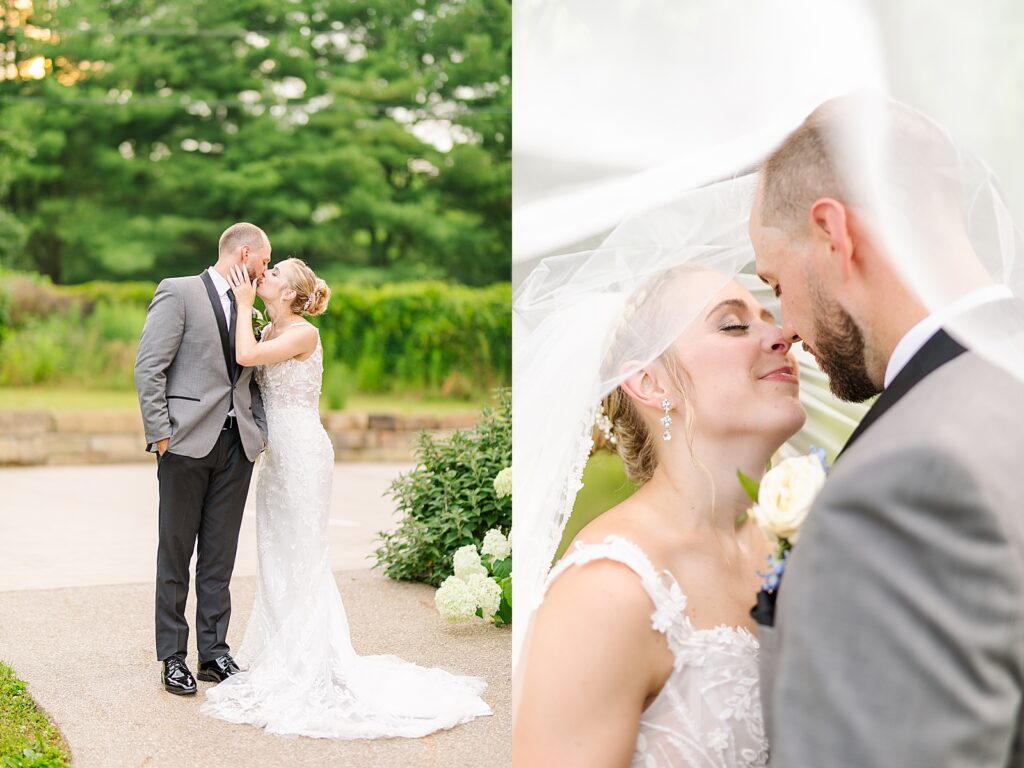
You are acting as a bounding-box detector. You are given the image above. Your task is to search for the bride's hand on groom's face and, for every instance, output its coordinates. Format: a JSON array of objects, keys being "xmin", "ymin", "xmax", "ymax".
[{"xmin": 229, "ymin": 264, "xmax": 257, "ymax": 306}]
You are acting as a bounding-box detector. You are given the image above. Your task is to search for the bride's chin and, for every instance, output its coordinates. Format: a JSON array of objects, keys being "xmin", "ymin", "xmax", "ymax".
[
  {"xmin": 763, "ymin": 403, "xmax": 807, "ymax": 444},
  {"xmin": 785, "ymin": 405, "xmax": 808, "ymax": 437}
]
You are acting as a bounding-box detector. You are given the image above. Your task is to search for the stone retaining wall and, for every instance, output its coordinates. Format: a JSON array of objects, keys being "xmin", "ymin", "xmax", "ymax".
[{"xmin": 0, "ymin": 410, "xmax": 478, "ymax": 466}]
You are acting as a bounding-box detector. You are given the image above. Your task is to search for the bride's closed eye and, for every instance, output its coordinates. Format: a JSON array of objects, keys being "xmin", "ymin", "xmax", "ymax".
[{"xmin": 719, "ymin": 321, "xmax": 750, "ymax": 333}]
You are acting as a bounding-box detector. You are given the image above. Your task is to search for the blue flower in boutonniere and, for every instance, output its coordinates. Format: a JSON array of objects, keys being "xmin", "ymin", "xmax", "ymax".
[
  {"xmin": 252, "ymin": 306, "xmax": 269, "ymax": 340},
  {"xmin": 740, "ymin": 448, "xmax": 829, "ymax": 626}
]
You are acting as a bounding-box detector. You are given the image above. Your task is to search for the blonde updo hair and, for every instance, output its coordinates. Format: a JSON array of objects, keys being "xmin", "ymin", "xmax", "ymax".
[
  {"xmin": 281, "ymin": 257, "xmax": 330, "ymax": 317},
  {"xmin": 596, "ymin": 264, "xmax": 706, "ymax": 484}
]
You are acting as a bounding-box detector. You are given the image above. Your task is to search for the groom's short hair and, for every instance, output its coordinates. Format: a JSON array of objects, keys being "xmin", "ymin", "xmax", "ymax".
[
  {"xmin": 218, "ymin": 222, "xmax": 269, "ymax": 257},
  {"xmin": 759, "ymin": 96, "xmax": 962, "ymax": 235}
]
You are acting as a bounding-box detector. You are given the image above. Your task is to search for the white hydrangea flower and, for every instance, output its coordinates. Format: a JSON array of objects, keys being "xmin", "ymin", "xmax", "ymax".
[
  {"xmin": 452, "ymin": 544, "xmax": 487, "ymax": 580},
  {"xmin": 481, "ymin": 528, "xmax": 511, "ymax": 560},
  {"xmin": 493, "ymin": 466, "xmax": 512, "ymax": 499},
  {"xmin": 434, "ymin": 576, "xmax": 478, "ymax": 622},
  {"xmin": 465, "ymin": 573, "xmax": 502, "ymax": 621}
]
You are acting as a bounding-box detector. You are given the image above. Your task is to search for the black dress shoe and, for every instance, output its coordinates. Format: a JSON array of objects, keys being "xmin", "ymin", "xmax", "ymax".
[
  {"xmin": 162, "ymin": 656, "xmax": 197, "ymax": 695},
  {"xmin": 197, "ymin": 653, "xmax": 241, "ymax": 683}
]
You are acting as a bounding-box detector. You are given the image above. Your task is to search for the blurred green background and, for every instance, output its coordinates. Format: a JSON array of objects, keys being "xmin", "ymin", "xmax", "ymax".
[{"xmin": 0, "ymin": 0, "xmax": 510, "ymax": 408}]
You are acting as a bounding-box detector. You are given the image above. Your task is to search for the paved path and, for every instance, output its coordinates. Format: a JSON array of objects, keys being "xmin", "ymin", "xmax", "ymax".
[
  {"xmin": 0, "ymin": 463, "xmax": 511, "ymax": 768},
  {"xmin": 0, "ymin": 462, "xmax": 410, "ymax": 591}
]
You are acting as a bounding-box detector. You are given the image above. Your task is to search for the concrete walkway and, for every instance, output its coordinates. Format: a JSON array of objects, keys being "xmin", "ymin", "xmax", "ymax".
[{"xmin": 0, "ymin": 463, "xmax": 511, "ymax": 768}]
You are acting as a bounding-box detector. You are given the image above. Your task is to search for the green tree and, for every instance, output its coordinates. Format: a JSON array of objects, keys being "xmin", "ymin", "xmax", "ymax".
[{"xmin": 0, "ymin": 0, "xmax": 510, "ymax": 285}]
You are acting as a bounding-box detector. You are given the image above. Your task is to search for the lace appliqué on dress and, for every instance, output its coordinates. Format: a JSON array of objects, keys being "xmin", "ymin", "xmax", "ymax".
[{"xmin": 545, "ymin": 535, "xmax": 768, "ymax": 768}]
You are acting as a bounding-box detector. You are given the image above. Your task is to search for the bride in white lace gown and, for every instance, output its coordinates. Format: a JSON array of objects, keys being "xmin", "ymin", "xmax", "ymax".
[
  {"xmin": 201, "ymin": 258, "xmax": 491, "ymax": 738},
  {"xmin": 514, "ymin": 274, "xmax": 807, "ymax": 767}
]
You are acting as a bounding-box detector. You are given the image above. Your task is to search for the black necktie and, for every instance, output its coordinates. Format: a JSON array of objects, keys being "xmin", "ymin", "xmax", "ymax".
[{"xmin": 226, "ymin": 289, "xmax": 238, "ymax": 381}]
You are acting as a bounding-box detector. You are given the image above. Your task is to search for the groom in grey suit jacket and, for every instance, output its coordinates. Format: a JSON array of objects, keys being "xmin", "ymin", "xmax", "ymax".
[
  {"xmin": 750, "ymin": 98, "xmax": 1024, "ymax": 766},
  {"xmin": 135, "ymin": 222, "xmax": 270, "ymax": 695}
]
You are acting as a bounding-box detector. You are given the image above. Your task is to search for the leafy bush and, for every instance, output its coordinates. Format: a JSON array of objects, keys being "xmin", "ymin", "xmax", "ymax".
[
  {"xmin": 375, "ymin": 388, "xmax": 511, "ymax": 586},
  {"xmin": 318, "ymin": 281, "xmax": 512, "ymax": 397},
  {"xmin": 62, "ymin": 280, "xmax": 159, "ymax": 307},
  {"xmin": 0, "ymin": 272, "xmax": 81, "ymax": 327},
  {"xmin": 0, "ymin": 306, "xmax": 137, "ymax": 388}
]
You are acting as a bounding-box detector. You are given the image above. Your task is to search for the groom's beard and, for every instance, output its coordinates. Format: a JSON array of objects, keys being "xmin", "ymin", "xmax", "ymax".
[{"xmin": 808, "ymin": 285, "xmax": 880, "ymax": 403}]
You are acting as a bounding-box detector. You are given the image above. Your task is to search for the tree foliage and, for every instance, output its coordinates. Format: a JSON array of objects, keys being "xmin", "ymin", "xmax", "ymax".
[{"xmin": 0, "ymin": 0, "xmax": 510, "ymax": 286}]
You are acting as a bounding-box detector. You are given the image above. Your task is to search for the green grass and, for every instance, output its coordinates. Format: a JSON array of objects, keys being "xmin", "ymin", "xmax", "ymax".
[
  {"xmin": 342, "ymin": 394, "xmax": 486, "ymax": 416},
  {"xmin": 0, "ymin": 388, "xmax": 141, "ymax": 412},
  {"xmin": 0, "ymin": 661, "xmax": 71, "ymax": 767},
  {"xmin": 0, "ymin": 387, "xmax": 484, "ymax": 416}
]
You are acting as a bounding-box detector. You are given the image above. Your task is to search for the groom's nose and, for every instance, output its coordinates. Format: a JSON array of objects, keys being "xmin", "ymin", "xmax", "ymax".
[{"xmin": 779, "ymin": 316, "xmax": 801, "ymax": 347}]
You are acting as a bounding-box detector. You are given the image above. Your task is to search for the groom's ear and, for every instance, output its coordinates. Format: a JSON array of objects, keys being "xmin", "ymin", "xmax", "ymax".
[{"xmin": 809, "ymin": 198, "xmax": 856, "ymax": 282}]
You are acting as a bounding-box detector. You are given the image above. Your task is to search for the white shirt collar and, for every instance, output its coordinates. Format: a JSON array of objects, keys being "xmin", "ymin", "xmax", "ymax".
[
  {"xmin": 206, "ymin": 266, "xmax": 231, "ymax": 297},
  {"xmin": 884, "ymin": 284, "xmax": 1014, "ymax": 388}
]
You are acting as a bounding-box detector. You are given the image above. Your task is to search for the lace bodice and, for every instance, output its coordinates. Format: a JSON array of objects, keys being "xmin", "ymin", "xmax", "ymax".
[
  {"xmin": 254, "ymin": 328, "xmax": 322, "ymax": 411},
  {"xmin": 545, "ymin": 535, "xmax": 768, "ymax": 768}
]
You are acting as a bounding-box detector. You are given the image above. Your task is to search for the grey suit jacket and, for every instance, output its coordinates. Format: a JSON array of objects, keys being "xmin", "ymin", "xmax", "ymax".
[
  {"xmin": 134, "ymin": 272, "xmax": 267, "ymax": 462},
  {"xmin": 761, "ymin": 328, "xmax": 1024, "ymax": 767}
]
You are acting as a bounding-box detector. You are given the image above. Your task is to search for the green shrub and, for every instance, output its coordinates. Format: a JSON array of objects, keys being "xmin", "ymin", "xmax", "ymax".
[
  {"xmin": 0, "ymin": 306, "xmax": 137, "ymax": 388},
  {"xmin": 90, "ymin": 302, "xmax": 147, "ymax": 342},
  {"xmin": 318, "ymin": 281, "xmax": 512, "ymax": 397},
  {"xmin": 321, "ymin": 359, "xmax": 354, "ymax": 411},
  {"xmin": 375, "ymin": 388, "xmax": 511, "ymax": 586},
  {"xmin": 62, "ymin": 279, "xmax": 158, "ymax": 307},
  {"xmin": 0, "ymin": 273, "xmax": 81, "ymax": 327},
  {"xmin": 0, "ymin": 270, "xmax": 511, "ymax": 399}
]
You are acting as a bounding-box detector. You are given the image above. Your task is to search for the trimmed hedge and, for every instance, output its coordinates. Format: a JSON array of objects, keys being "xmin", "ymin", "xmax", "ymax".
[
  {"xmin": 0, "ymin": 270, "xmax": 511, "ymax": 396},
  {"xmin": 320, "ymin": 281, "xmax": 511, "ymax": 396}
]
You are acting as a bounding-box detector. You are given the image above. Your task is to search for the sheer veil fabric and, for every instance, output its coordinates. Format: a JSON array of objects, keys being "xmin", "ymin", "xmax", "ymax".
[
  {"xmin": 512, "ymin": 0, "xmax": 1024, "ymax": 683},
  {"xmin": 511, "ymin": 175, "xmax": 870, "ymax": 672}
]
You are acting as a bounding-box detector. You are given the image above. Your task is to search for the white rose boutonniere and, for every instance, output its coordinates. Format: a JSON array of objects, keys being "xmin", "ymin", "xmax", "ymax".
[
  {"xmin": 739, "ymin": 448, "xmax": 828, "ymax": 592},
  {"xmin": 751, "ymin": 453, "xmax": 827, "ymax": 546}
]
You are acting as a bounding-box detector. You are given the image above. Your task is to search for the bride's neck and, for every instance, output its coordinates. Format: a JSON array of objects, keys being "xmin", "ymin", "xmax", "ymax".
[
  {"xmin": 267, "ymin": 304, "xmax": 298, "ymax": 325},
  {"xmin": 645, "ymin": 434, "xmax": 775, "ymax": 536}
]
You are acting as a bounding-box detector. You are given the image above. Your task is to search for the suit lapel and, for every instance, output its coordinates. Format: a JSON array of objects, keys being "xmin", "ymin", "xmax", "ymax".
[
  {"xmin": 200, "ymin": 270, "xmax": 234, "ymax": 381},
  {"xmin": 837, "ymin": 329, "xmax": 966, "ymax": 459}
]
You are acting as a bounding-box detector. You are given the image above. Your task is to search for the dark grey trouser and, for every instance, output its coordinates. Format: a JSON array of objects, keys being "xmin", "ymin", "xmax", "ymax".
[{"xmin": 154, "ymin": 425, "xmax": 253, "ymax": 662}]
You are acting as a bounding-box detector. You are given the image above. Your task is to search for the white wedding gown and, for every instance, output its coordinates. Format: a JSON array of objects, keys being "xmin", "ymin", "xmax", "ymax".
[
  {"xmin": 545, "ymin": 535, "xmax": 768, "ymax": 767},
  {"xmin": 201, "ymin": 332, "xmax": 492, "ymax": 738}
]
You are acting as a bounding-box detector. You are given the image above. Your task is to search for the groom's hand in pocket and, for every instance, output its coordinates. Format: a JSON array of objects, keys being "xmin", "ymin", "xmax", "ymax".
[{"xmin": 157, "ymin": 438, "xmax": 169, "ymax": 456}]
